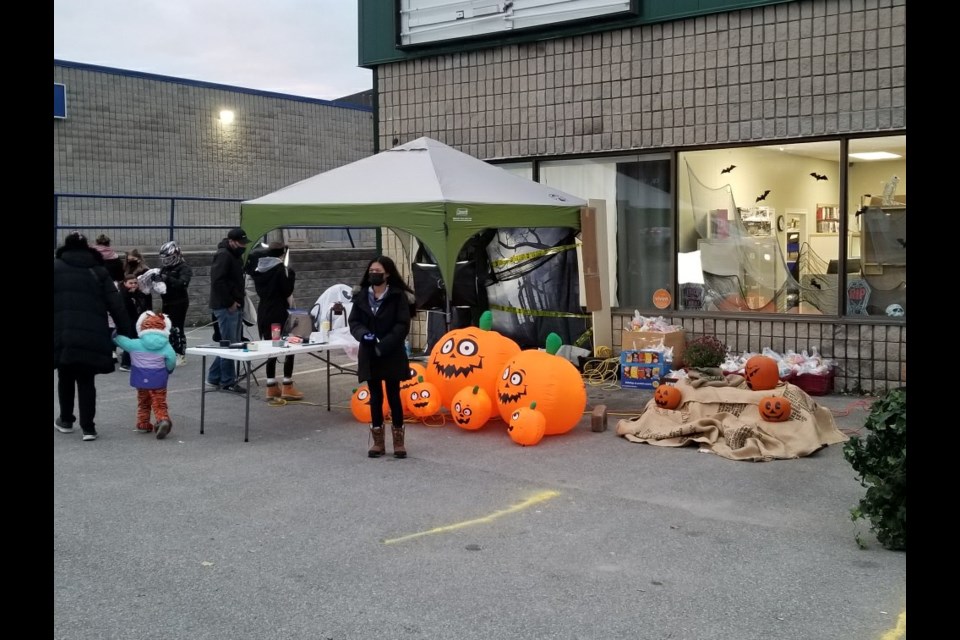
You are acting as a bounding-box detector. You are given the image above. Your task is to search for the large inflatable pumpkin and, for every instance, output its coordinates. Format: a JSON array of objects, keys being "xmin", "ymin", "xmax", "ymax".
[
  {"xmin": 496, "ymin": 336, "xmax": 587, "ymax": 435},
  {"xmin": 451, "ymin": 385, "xmax": 494, "ymax": 431},
  {"xmin": 744, "ymin": 355, "xmax": 781, "ymax": 391},
  {"xmin": 425, "ymin": 312, "xmax": 520, "ymax": 409},
  {"xmin": 507, "ymin": 402, "xmax": 546, "ymax": 446}
]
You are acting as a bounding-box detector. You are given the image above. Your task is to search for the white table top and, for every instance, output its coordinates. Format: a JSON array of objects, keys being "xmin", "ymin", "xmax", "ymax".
[{"xmin": 186, "ymin": 339, "xmax": 339, "ymax": 361}]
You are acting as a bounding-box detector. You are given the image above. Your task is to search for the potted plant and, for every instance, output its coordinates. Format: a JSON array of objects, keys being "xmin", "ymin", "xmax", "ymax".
[{"xmin": 676, "ymin": 335, "xmax": 727, "ymax": 376}]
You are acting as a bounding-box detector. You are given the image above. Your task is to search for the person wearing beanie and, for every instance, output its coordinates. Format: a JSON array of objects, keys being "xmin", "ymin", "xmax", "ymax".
[
  {"xmin": 249, "ymin": 241, "xmax": 304, "ymax": 401},
  {"xmin": 55, "ymin": 231, "xmax": 135, "ymax": 442},
  {"xmin": 113, "ymin": 311, "xmax": 178, "ymax": 439}
]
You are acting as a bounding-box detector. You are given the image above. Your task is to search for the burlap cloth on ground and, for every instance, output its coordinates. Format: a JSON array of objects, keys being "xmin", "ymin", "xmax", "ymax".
[{"xmin": 615, "ymin": 372, "xmax": 847, "ymax": 461}]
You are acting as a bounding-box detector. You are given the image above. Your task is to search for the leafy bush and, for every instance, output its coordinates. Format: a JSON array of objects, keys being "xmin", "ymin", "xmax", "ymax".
[
  {"xmin": 842, "ymin": 388, "xmax": 906, "ymax": 551},
  {"xmin": 678, "ymin": 335, "xmax": 727, "ymax": 369}
]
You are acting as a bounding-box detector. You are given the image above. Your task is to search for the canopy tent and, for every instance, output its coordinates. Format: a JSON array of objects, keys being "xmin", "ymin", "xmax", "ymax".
[{"xmin": 240, "ymin": 137, "xmax": 588, "ymax": 305}]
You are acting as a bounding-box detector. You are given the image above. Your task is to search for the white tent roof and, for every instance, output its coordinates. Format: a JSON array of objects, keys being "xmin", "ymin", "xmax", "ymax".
[{"xmin": 245, "ymin": 136, "xmax": 586, "ymax": 208}]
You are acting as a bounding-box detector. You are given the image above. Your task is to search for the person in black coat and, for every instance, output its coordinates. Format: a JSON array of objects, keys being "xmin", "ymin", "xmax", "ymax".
[
  {"xmin": 156, "ymin": 241, "xmax": 193, "ymax": 362},
  {"xmin": 206, "ymin": 228, "xmax": 249, "ymax": 392},
  {"xmin": 54, "ymin": 232, "xmax": 135, "ymax": 441},
  {"xmin": 250, "ymin": 242, "xmax": 304, "ymax": 401},
  {"xmin": 348, "ymin": 255, "xmax": 415, "ymax": 458}
]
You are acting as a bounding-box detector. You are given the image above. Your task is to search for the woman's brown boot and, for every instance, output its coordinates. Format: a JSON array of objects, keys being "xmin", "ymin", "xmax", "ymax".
[
  {"xmin": 392, "ymin": 426, "xmax": 407, "ymax": 459},
  {"xmin": 368, "ymin": 426, "xmax": 385, "ymax": 458}
]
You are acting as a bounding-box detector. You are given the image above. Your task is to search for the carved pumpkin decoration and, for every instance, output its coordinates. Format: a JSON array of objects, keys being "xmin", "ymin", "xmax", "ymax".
[
  {"xmin": 349, "ymin": 384, "xmax": 391, "ymax": 424},
  {"xmin": 507, "ymin": 402, "xmax": 546, "ymax": 446},
  {"xmin": 496, "ymin": 341, "xmax": 587, "ymax": 435},
  {"xmin": 425, "ymin": 312, "xmax": 520, "ymax": 410},
  {"xmin": 653, "ymin": 384, "xmax": 682, "ymax": 410},
  {"xmin": 451, "ymin": 385, "xmax": 493, "ymax": 431},
  {"xmin": 759, "ymin": 396, "xmax": 792, "ymax": 422},
  {"xmin": 744, "ymin": 355, "xmax": 781, "ymax": 391},
  {"xmin": 406, "ymin": 376, "xmax": 442, "ymax": 418},
  {"xmin": 401, "ymin": 363, "xmax": 427, "ymax": 415}
]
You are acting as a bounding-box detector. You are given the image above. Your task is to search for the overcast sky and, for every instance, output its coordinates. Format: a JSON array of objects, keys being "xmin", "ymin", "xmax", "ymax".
[{"xmin": 53, "ymin": 0, "xmax": 373, "ymax": 101}]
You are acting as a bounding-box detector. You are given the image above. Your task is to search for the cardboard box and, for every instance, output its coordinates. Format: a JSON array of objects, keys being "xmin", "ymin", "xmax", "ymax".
[
  {"xmin": 620, "ymin": 349, "xmax": 671, "ymax": 389},
  {"xmin": 620, "ymin": 329, "xmax": 686, "ymax": 365}
]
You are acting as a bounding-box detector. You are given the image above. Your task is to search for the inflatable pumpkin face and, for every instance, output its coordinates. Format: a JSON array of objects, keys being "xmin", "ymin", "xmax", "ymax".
[
  {"xmin": 349, "ymin": 384, "xmax": 391, "ymax": 424},
  {"xmin": 401, "ymin": 363, "xmax": 427, "ymax": 415},
  {"xmin": 451, "ymin": 385, "xmax": 493, "ymax": 431},
  {"xmin": 496, "ymin": 349, "xmax": 586, "ymax": 435},
  {"xmin": 507, "ymin": 403, "xmax": 546, "ymax": 446},
  {"xmin": 744, "ymin": 355, "xmax": 780, "ymax": 391},
  {"xmin": 426, "ymin": 326, "xmax": 520, "ymax": 409},
  {"xmin": 759, "ymin": 396, "xmax": 792, "ymax": 422},
  {"xmin": 654, "ymin": 384, "xmax": 682, "ymax": 410},
  {"xmin": 406, "ymin": 376, "xmax": 442, "ymax": 418}
]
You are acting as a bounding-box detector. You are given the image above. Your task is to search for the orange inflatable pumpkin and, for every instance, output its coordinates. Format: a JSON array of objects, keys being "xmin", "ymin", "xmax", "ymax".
[
  {"xmin": 744, "ymin": 355, "xmax": 781, "ymax": 391},
  {"xmin": 759, "ymin": 396, "xmax": 792, "ymax": 422},
  {"xmin": 496, "ymin": 349, "xmax": 587, "ymax": 435},
  {"xmin": 401, "ymin": 363, "xmax": 427, "ymax": 415},
  {"xmin": 349, "ymin": 384, "xmax": 391, "ymax": 424},
  {"xmin": 425, "ymin": 321, "xmax": 520, "ymax": 410},
  {"xmin": 451, "ymin": 385, "xmax": 494, "ymax": 431},
  {"xmin": 507, "ymin": 402, "xmax": 546, "ymax": 446},
  {"xmin": 654, "ymin": 384, "xmax": 682, "ymax": 410},
  {"xmin": 406, "ymin": 376, "xmax": 442, "ymax": 418}
]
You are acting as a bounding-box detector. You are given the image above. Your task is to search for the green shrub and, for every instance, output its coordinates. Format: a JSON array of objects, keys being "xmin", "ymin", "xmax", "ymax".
[
  {"xmin": 678, "ymin": 335, "xmax": 727, "ymax": 369},
  {"xmin": 842, "ymin": 388, "xmax": 906, "ymax": 551}
]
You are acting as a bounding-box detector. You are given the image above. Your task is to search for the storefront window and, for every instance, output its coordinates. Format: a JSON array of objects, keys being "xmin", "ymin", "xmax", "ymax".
[
  {"xmin": 678, "ymin": 142, "xmax": 843, "ymax": 314},
  {"xmin": 540, "ymin": 154, "xmax": 671, "ymax": 310},
  {"xmin": 847, "ymin": 136, "xmax": 906, "ymax": 319}
]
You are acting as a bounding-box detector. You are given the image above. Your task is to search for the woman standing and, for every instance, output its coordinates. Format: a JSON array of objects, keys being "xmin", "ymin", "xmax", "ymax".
[{"xmin": 348, "ymin": 256, "xmax": 415, "ymax": 458}]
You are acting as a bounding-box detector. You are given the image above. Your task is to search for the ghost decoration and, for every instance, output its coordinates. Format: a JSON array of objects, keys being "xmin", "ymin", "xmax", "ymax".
[{"xmin": 496, "ymin": 333, "xmax": 587, "ymax": 436}]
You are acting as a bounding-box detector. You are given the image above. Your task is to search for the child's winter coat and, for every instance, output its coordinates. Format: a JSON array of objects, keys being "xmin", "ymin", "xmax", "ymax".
[{"xmin": 114, "ymin": 311, "xmax": 177, "ymax": 388}]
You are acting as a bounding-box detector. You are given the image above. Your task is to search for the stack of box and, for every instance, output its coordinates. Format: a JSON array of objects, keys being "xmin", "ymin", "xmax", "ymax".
[{"xmin": 620, "ymin": 349, "xmax": 671, "ymax": 389}]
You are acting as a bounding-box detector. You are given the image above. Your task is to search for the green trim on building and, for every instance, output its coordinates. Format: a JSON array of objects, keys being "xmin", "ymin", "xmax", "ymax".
[{"xmin": 360, "ymin": 0, "xmax": 792, "ymax": 67}]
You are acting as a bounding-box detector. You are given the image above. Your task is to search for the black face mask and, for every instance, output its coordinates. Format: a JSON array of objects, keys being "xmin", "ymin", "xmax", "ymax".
[{"xmin": 368, "ymin": 273, "xmax": 385, "ymax": 286}]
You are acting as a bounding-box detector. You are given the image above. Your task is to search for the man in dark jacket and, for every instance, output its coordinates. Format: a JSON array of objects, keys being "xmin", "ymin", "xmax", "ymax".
[
  {"xmin": 54, "ymin": 231, "xmax": 135, "ymax": 441},
  {"xmin": 206, "ymin": 227, "xmax": 250, "ymax": 392}
]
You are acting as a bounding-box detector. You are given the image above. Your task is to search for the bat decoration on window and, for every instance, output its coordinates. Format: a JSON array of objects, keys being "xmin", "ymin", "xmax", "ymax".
[
  {"xmin": 755, "ymin": 190, "xmax": 771, "ymax": 203},
  {"xmin": 896, "ymin": 238, "xmax": 906, "ymax": 249},
  {"xmin": 810, "ymin": 172, "xmax": 828, "ymax": 181},
  {"xmin": 721, "ymin": 165, "xmax": 736, "ymax": 174}
]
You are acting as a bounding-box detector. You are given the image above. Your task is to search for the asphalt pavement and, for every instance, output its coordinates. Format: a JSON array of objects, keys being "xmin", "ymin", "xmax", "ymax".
[{"xmin": 54, "ymin": 328, "xmax": 907, "ymax": 640}]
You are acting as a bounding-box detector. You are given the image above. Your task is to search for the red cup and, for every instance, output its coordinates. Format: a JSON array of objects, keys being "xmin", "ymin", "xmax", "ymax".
[{"xmin": 271, "ymin": 323, "xmax": 282, "ymax": 341}]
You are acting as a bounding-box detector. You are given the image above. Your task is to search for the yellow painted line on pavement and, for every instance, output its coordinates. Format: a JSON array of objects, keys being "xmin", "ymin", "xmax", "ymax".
[
  {"xmin": 880, "ymin": 611, "xmax": 905, "ymax": 640},
  {"xmin": 383, "ymin": 489, "xmax": 561, "ymax": 545}
]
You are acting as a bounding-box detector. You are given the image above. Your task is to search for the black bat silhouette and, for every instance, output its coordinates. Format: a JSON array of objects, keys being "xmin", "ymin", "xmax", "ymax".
[
  {"xmin": 809, "ymin": 279, "xmax": 822, "ymax": 290},
  {"xmin": 896, "ymin": 238, "xmax": 906, "ymax": 249},
  {"xmin": 755, "ymin": 190, "xmax": 771, "ymax": 203},
  {"xmin": 810, "ymin": 172, "xmax": 828, "ymax": 181},
  {"xmin": 721, "ymin": 165, "xmax": 736, "ymax": 174}
]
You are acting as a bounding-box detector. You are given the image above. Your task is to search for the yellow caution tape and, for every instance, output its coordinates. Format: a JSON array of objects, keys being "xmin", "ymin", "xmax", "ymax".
[
  {"xmin": 489, "ymin": 244, "xmax": 578, "ymax": 269},
  {"xmin": 488, "ymin": 303, "xmax": 591, "ymax": 319}
]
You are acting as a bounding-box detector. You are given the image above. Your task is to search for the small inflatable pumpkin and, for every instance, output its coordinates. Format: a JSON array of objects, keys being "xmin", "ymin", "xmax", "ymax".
[
  {"xmin": 451, "ymin": 385, "xmax": 494, "ymax": 431},
  {"xmin": 496, "ymin": 334, "xmax": 587, "ymax": 435},
  {"xmin": 759, "ymin": 396, "xmax": 792, "ymax": 422},
  {"xmin": 507, "ymin": 402, "xmax": 546, "ymax": 446},
  {"xmin": 744, "ymin": 355, "xmax": 780, "ymax": 391},
  {"xmin": 401, "ymin": 363, "xmax": 427, "ymax": 415},
  {"xmin": 406, "ymin": 376, "xmax": 442, "ymax": 418},
  {"xmin": 349, "ymin": 384, "xmax": 391, "ymax": 424},
  {"xmin": 653, "ymin": 384, "xmax": 682, "ymax": 410}
]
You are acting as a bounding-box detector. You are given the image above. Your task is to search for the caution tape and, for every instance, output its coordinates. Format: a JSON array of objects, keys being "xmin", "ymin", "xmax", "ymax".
[
  {"xmin": 488, "ymin": 303, "xmax": 591, "ymax": 319},
  {"xmin": 489, "ymin": 244, "xmax": 578, "ymax": 269}
]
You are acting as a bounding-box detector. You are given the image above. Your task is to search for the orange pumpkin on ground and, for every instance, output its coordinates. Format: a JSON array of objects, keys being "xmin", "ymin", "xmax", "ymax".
[
  {"xmin": 349, "ymin": 384, "xmax": 391, "ymax": 424},
  {"xmin": 451, "ymin": 385, "xmax": 494, "ymax": 431},
  {"xmin": 507, "ymin": 402, "xmax": 546, "ymax": 446},
  {"xmin": 759, "ymin": 396, "xmax": 792, "ymax": 422},
  {"xmin": 496, "ymin": 345, "xmax": 586, "ymax": 435},
  {"xmin": 654, "ymin": 384, "xmax": 683, "ymax": 410},
  {"xmin": 406, "ymin": 376, "xmax": 442, "ymax": 418},
  {"xmin": 424, "ymin": 313, "xmax": 520, "ymax": 410},
  {"xmin": 744, "ymin": 355, "xmax": 781, "ymax": 391}
]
